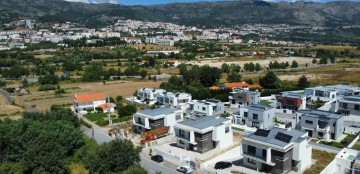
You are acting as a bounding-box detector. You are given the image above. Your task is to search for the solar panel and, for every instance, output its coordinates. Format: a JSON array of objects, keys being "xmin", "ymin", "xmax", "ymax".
[
  {"xmin": 275, "ymin": 132, "xmax": 293, "ymax": 143},
  {"xmin": 254, "ymin": 129, "xmax": 270, "ymax": 137}
]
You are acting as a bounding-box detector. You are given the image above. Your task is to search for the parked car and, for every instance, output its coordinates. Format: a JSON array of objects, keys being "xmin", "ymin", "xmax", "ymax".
[
  {"xmin": 214, "ymin": 161, "xmax": 232, "ymax": 170},
  {"xmin": 176, "ymin": 166, "xmax": 192, "ymax": 174},
  {"xmin": 350, "ymin": 125, "xmax": 360, "ymax": 128},
  {"xmin": 151, "ymin": 155, "xmax": 163, "ymax": 163}
]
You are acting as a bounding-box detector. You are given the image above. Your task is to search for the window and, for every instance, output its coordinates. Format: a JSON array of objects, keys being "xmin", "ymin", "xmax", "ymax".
[
  {"xmin": 355, "ymin": 104, "xmax": 360, "ymax": 111},
  {"xmin": 176, "ymin": 114, "xmax": 181, "ymax": 120},
  {"xmin": 247, "ymin": 158, "xmax": 256, "ymax": 164},
  {"xmin": 179, "ymin": 140, "xmax": 184, "ymax": 144},
  {"xmin": 248, "ymin": 145, "xmax": 256, "ymax": 154},
  {"xmin": 202, "ymin": 107, "xmax": 206, "ymax": 111},
  {"xmin": 244, "ymin": 112, "xmax": 248, "ymax": 117},
  {"xmin": 253, "ymin": 114, "xmax": 258, "ymax": 120},
  {"xmin": 343, "ymin": 103, "xmax": 348, "ymax": 109},
  {"xmin": 305, "ymin": 120, "xmax": 313, "ymax": 124},
  {"xmin": 225, "ymin": 126, "xmax": 230, "ymax": 133},
  {"xmin": 252, "ymin": 122, "xmax": 260, "ymax": 128}
]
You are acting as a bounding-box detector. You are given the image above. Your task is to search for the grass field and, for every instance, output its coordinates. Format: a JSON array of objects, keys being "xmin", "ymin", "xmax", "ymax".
[
  {"xmin": 84, "ymin": 113, "xmax": 107, "ymax": 122},
  {"xmin": 13, "ymin": 80, "xmax": 161, "ymax": 112},
  {"xmin": 0, "ymin": 96, "xmax": 24, "ymax": 120},
  {"xmin": 304, "ymin": 150, "xmax": 336, "ymax": 174}
]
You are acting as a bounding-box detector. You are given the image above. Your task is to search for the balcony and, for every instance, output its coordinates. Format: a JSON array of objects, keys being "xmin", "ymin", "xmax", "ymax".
[
  {"xmin": 176, "ymin": 133, "xmax": 190, "ymax": 141},
  {"xmin": 243, "ymin": 151, "xmax": 266, "ymax": 161}
]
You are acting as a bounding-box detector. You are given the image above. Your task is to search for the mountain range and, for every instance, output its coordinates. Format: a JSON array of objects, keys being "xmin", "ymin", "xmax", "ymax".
[{"xmin": 1, "ymin": 0, "xmax": 360, "ymax": 28}]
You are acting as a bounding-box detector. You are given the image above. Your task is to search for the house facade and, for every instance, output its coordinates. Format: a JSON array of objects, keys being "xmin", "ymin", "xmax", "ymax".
[
  {"xmin": 304, "ymin": 85, "xmax": 360, "ymax": 102},
  {"xmin": 276, "ymin": 92, "xmax": 307, "ymax": 111},
  {"xmin": 156, "ymin": 92, "xmax": 192, "ymax": 111},
  {"xmin": 74, "ymin": 93, "xmax": 114, "ymax": 114},
  {"xmin": 219, "ymin": 82, "xmax": 250, "ymax": 91},
  {"xmin": 296, "ymin": 110, "xmax": 344, "ymax": 141},
  {"xmin": 137, "ymin": 88, "xmax": 166, "ymax": 102},
  {"xmin": 241, "ymin": 128, "xmax": 312, "ymax": 174},
  {"xmin": 133, "ymin": 107, "xmax": 183, "ymax": 134},
  {"xmin": 174, "ymin": 116, "xmax": 233, "ymax": 154},
  {"xmin": 229, "ymin": 90, "xmax": 260, "ymax": 108},
  {"xmin": 233, "ymin": 104, "xmax": 275, "ymax": 129},
  {"xmin": 187, "ymin": 99, "xmax": 224, "ymax": 118},
  {"xmin": 338, "ymin": 96, "xmax": 360, "ymax": 116}
]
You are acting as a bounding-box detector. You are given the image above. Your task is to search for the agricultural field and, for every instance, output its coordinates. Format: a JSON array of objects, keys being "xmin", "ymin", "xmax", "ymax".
[
  {"xmin": 0, "ymin": 95, "xmax": 24, "ymax": 120},
  {"xmin": 12, "ymin": 80, "xmax": 160, "ymax": 112}
]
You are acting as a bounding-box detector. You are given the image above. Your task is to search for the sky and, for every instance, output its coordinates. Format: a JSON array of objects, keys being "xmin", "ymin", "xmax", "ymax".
[{"xmin": 64, "ymin": 0, "xmax": 359, "ymax": 5}]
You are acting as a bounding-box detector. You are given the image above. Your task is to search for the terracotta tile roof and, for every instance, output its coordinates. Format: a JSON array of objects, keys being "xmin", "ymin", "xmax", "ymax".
[
  {"xmin": 98, "ymin": 103, "xmax": 113, "ymax": 110},
  {"xmin": 224, "ymin": 82, "xmax": 250, "ymax": 89},
  {"xmin": 210, "ymin": 86, "xmax": 220, "ymax": 90},
  {"xmin": 75, "ymin": 93, "xmax": 105, "ymax": 103},
  {"xmin": 248, "ymin": 84, "xmax": 262, "ymax": 89},
  {"xmin": 258, "ymin": 51, "xmax": 266, "ymax": 55}
]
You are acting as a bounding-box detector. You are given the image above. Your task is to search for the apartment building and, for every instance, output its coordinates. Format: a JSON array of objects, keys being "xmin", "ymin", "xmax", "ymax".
[
  {"xmin": 241, "ymin": 127, "xmax": 312, "ymax": 174},
  {"xmin": 156, "ymin": 92, "xmax": 192, "ymax": 110},
  {"xmin": 137, "ymin": 88, "xmax": 166, "ymax": 102},
  {"xmin": 187, "ymin": 99, "xmax": 225, "ymax": 117},
  {"xmin": 174, "ymin": 116, "xmax": 233, "ymax": 154},
  {"xmin": 338, "ymin": 95, "xmax": 360, "ymax": 116},
  {"xmin": 276, "ymin": 92, "xmax": 307, "ymax": 111},
  {"xmin": 133, "ymin": 107, "xmax": 183, "ymax": 134},
  {"xmin": 229, "ymin": 90, "xmax": 260, "ymax": 108},
  {"xmin": 232, "ymin": 104, "xmax": 275, "ymax": 129},
  {"xmin": 296, "ymin": 110, "xmax": 344, "ymax": 141}
]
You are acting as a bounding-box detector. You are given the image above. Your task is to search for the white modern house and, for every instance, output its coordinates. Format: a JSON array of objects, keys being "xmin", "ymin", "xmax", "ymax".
[
  {"xmin": 321, "ymin": 148, "xmax": 359, "ymax": 174},
  {"xmin": 304, "ymin": 85, "xmax": 360, "ymax": 102},
  {"xmin": 232, "ymin": 104, "xmax": 275, "ymax": 129},
  {"xmin": 156, "ymin": 92, "xmax": 192, "ymax": 111},
  {"xmin": 241, "ymin": 127, "xmax": 312, "ymax": 174},
  {"xmin": 74, "ymin": 93, "xmax": 114, "ymax": 114},
  {"xmin": 137, "ymin": 88, "xmax": 166, "ymax": 103},
  {"xmin": 174, "ymin": 116, "xmax": 233, "ymax": 154},
  {"xmin": 187, "ymin": 99, "xmax": 224, "ymax": 118},
  {"xmin": 338, "ymin": 95, "xmax": 360, "ymax": 116},
  {"xmin": 229, "ymin": 90, "xmax": 260, "ymax": 108},
  {"xmin": 133, "ymin": 107, "xmax": 184, "ymax": 134}
]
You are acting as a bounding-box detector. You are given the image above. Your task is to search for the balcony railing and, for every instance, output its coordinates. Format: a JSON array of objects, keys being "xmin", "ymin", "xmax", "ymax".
[
  {"xmin": 135, "ymin": 120, "xmax": 144, "ymax": 126},
  {"xmin": 243, "ymin": 151, "xmax": 266, "ymax": 161},
  {"xmin": 176, "ymin": 133, "xmax": 190, "ymax": 140}
]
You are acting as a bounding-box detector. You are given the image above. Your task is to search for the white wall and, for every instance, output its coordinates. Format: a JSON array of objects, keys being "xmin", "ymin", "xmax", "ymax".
[{"xmin": 199, "ymin": 146, "xmax": 241, "ymax": 170}]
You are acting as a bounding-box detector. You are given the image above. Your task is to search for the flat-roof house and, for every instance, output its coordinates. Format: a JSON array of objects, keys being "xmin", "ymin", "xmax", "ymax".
[
  {"xmin": 276, "ymin": 92, "xmax": 307, "ymax": 111},
  {"xmin": 233, "ymin": 104, "xmax": 275, "ymax": 129},
  {"xmin": 137, "ymin": 88, "xmax": 166, "ymax": 102},
  {"xmin": 296, "ymin": 110, "xmax": 344, "ymax": 141},
  {"xmin": 74, "ymin": 93, "xmax": 114, "ymax": 114},
  {"xmin": 304, "ymin": 85, "xmax": 360, "ymax": 102},
  {"xmin": 187, "ymin": 99, "xmax": 224, "ymax": 118},
  {"xmin": 321, "ymin": 148, "xmax": 359, "ymax": 174},
  {"xmin": 174, "ymin": 116, "xmax": 233, "ymax": 154},
  {"xmin": 338, "ymin": 95, "xmax": 360, "ymax": 116},
  {"xmin": 133, "ymin": 107, "xmax": 183, "ymax": 134},
  {"xmin": 229, "ymin": 90, "xmax": 260, "ymax": 108},
  {"xmin": 241, "ymin": 127, "xmax": 312, "ymax": 174},
  {"xmin": 156, "ymin": 92, "xmax": 192, "ymax": 111}
]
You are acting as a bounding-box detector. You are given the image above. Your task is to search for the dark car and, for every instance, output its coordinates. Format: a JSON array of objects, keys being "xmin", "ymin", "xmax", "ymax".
[
  {"xmin": 151, "ymin": 155, "xmax": 164, "ymax": 163},
  {"xmin": 214, "ymin": 161, "xmax": 232, "ymax": 170}
]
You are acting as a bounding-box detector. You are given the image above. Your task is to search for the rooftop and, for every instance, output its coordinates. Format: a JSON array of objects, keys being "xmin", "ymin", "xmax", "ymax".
[
  {"xmin": 75, "ymin": 93, "xmax": 105, "ymax": 103},
  {"xmin": 298, "ymin": 110, "xmax": 342, "ymax": 120},
  {"xmin": 340, "ymin": 95, "xmax": 360, "ymax": 103},
  {"xmin": 282, "ymin": 92, "xmax": 305, "ymax": 99},
  {"xmin": 246, "ymin": 104, "xmax": 273, "ymax": 111},
  {"xmin": 336, "ymin": 148, "xmax": 359, "ymax": 162},
  {"xmin": 246, "ymin": 127, "xmax": 307, "ymax": 147},
  {"xmin": 177, "ymin": 116, "xmax": 229, "ymax": 130},
  {"xmin": 138, "ymin": 107, "xmax": 181, "ymax": 117},
  {"xmin": 222, "ymin": 82, "xmax": 250, "ymax": 89}
]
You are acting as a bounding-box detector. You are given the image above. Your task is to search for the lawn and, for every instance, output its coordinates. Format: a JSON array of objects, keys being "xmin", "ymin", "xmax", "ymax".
[
  {"xmin": 232, "ymin": 126, "xmax": 245, "ymax": 131},
  {"xmin": 260, "ymin": 100, "xmax": 273, "ymax": 105},
  {"xmin": 303, "ymin": 150, "xmax": 336, "ymax": 174},
  {"xmin": 319, "ymin": 133, "xmax": 356, "ymax": 148},
  {"xmin": 84, "ymin": 113, "xmax": 107, "ymax": 122}
]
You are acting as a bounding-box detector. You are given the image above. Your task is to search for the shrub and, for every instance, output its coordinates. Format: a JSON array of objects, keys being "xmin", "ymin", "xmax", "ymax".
[
  {"xmin": 95, "ymin": 107, "xmax": 103, "ymax": 113},
  {"xmin": 38, "ymin": 84, "xmax": 56, "ymax": 91},
  {"xmin": 86, "ymin": 107, "xmax": 94, "ymax": 113},
  {"xmin": 55, "ymin": 89, "xmax": 65, "ymax": 94},
  {"xmin": 96, "ymin": 119, "xmax": 108, "ymax": 126}
]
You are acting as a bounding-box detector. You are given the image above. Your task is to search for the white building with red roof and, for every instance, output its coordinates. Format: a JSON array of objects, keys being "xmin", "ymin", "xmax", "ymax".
[{"xmin": 74, "ymin": 93, "xmax": 114, "ymax": 114}]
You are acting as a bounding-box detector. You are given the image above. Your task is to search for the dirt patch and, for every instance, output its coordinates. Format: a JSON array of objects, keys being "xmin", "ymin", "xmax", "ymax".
[
  {"xmin": 13, "ymin": 80, "xmax": 161, "ymax": 112},
  {"xmin": 278, "ymin": 74, "xmax": 333, "ymax": 81}
]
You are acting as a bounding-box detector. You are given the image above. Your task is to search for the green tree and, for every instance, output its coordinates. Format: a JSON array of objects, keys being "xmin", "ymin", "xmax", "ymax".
[
  {"xmin": 178, "ymin": 63, "xmax": 187, "ymax": 75},
  {"xmin": 259, "ymin": 71, "xmax": 282, "ymax": 89},
  {"xmin": 140, "ymin": 70, "xmax": 148, "ymax": 79},
  {"xmin": 312, "ymin": 58, "xmax": 317, "ymax": 64},
  {"xmin": 227, "ymin": 72, "xmax": 242, "ymax": 82},
  {"xmin": 221, "ymin": 63, "xmax": 230, "ymax": 74},
  {"xmin": 255, "ymin": 63, "xmax": 261, "ymax": 72},
  {"xmin": 118, "ymin": 104, "xmax": 137, "ymax": 117},
  {"xmin": 85, "ymin": 139, "xmax": 142, "ymax": 173},
  {"xmin": 297, "ymin": 75, "xmax": 310, "ymax": 88},
  {"xmin": 291, "ymin": 60, "xmax": 298, "ymax": 68}
]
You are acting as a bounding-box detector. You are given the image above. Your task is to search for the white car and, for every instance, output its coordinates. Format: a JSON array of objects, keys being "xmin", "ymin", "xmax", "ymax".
[{"xmin": 176, "ymin": 166, "xmax": 192, "ymax": 174}]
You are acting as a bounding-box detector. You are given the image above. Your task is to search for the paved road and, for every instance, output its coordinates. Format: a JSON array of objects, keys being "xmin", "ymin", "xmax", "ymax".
[{"xmin": 0, "ymin": 89, "xmax": 13, "ymax": 104}]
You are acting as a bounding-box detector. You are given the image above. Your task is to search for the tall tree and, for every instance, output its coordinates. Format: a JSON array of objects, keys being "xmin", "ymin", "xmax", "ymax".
[
  {"xmin": 297, "ymin": 75, "xmax": 310, "ymax": 88},
  {"xmin": 227, "ymin": 72, "xmax": 242, "ymax": 82},
  {"xmin": 259, "ymin": 71, "xmax": 282, "ymax": 89}
]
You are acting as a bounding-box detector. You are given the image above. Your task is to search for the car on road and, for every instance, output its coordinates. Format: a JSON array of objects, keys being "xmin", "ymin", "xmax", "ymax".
[
  {"xmin": 350, "ymin": 125, "xmax": 360, "ymax": 128},
  {"xmin": 176, "ymin": 166, "xmax": 192, "ymax": 174},
  {"xmin": 151, "ymin": 155, "xmax": 163, "ymax": 163},
  {"xmin": 214, "ymin": 161, "xmax": 232, "ymax": 170}
]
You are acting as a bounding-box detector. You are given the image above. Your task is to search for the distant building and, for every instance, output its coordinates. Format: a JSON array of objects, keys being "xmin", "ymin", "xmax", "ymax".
[
  {"xmin": 9, "ymin": 42, "xmax": 25, "ymax": 49},
  {"xmin": 146, "ymin": 50, "xmax": 180, "ymax": 55},
  {"xmin": 25, "ymin": 19, "xmax": 33, "ymax": 29},
  {"xmin": 156, "ymin": 92, "xmax": 192, "ymax": 111},
  {"xmin": 296, "ymin": 110, "xmax": 344, "ymax": 141},
  {"xmin": 276, "ymin": 92, "xmax": 307, "ymax": 111},
  {"xmin": 233, "ymin": 104, "xmax": 275, "ymax": 129},
  {"xmin": 174, "ymin": 116, "xmax": 233, "ymax": 154},
  {"xmin": 187, "ymin": 99, "xmax": 224, "ymax": 117},
  {"xmin": 241, "ymin": 127, "xmax": 312, "ymax": 174},
  {"xmin": 338, "ymin": 95, "xmax": 360, "ymax": 116},
  {"xmin": 304, "ymin": 85, "xmax": 360, "ymax": 102},
  {"xmin": 133, "ymin": 107, "xmax": 183, "ymax": 134},
  {"xmin": 165, "ymin": 60, "xmax": 179, "ymax": 67},
  {"xmin": 137, "ymin": 88, "xmax": 166, "ymax": 102},
  {"xmin": 229, "ymin": 90, "xmax": 260, "ymax": 108},
  {"xmin": 74, "ymin": 93, "xmax": 114, "ymax": 114},
  {"xmin": 219, "ymin": 82, "xmax": 250, "ymax": 91}
]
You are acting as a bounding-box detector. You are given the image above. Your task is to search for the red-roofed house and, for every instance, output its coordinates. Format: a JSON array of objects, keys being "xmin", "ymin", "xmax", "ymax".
[
  {"xmin": 258, "ymin": 51, "xmax": 266, "ymax": 55},
  {"xmin": 165, "ymin": 60, "xmax": 179, "ymax": 67},
  {"xmin": 220, "ymin": 82, "xmax": 250, "ymax": 91},
  {"xmin": 74, "ymin": 93, "xmax": 114, "ymax": 114}
]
